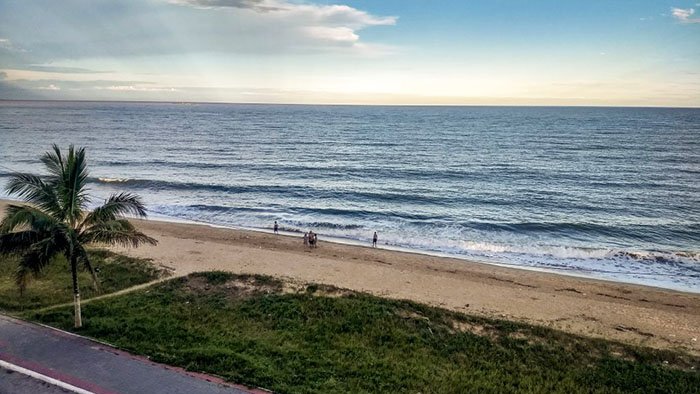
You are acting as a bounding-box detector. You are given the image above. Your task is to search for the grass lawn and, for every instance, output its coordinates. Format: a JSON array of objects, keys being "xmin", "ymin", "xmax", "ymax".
[
  {"xmin": 26, "ymin": 271, "xmax": 700, "ymax": 394},
  {"xmin": 0, "ymin": 249, "xmax": 168, "ymax": 312}
]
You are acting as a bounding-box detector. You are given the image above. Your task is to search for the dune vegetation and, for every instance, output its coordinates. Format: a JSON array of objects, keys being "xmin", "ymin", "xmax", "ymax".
[{"xmin": 26, "ymin": 271, "xmax": 700, "ymax": 394}]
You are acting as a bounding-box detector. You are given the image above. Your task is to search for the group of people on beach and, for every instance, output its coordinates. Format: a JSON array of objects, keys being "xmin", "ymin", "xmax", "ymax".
[
  {"xmin": 273, "ymin": 221, "xmax": 378, "ymax": 249},
  {"xmin": 303, "ymin": 231, "xmax": 318, "ymax": 248}
]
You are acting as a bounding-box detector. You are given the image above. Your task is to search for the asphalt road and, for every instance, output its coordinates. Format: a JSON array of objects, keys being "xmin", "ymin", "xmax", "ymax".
[
  {"xmin": 0, "ymin": 315, "xmax": 260, "ymax": 394},
  {"xmin": 0, "ymin": 366, "xmax": 73, "ymax": 394}
]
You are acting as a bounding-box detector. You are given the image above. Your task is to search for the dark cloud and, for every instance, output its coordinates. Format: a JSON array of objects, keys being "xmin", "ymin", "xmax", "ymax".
[{"xmin": 170, "ymin": 0, "xmax": 283, "ymax": 12}]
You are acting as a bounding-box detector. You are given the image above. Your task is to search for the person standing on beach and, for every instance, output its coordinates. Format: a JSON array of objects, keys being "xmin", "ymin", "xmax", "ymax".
[
  {"xmin": 373, "ymin": 232, "xmax": 378, "ymax": 248},
  {"xmin": 303, "ymin": 232, "xmax": 309, "ymax": 247},
  {"xmin": 308, "ymin": 231, "xmax": 316, "ymax": 248},
  {"xmin": 274, "ymin": 221, "xmax": 279, "ymax": 234}
]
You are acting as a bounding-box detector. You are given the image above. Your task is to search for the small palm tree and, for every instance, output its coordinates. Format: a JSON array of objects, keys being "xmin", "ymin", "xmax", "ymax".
[{"xmin": 0, "ymin": 145, "xmax": 156, "ymax": 328}]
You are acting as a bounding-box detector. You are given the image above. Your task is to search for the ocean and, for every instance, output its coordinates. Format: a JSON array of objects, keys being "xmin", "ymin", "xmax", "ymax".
[{"xmin": 1, "ymin": 101, "xmax": 698, "ymax": 292}]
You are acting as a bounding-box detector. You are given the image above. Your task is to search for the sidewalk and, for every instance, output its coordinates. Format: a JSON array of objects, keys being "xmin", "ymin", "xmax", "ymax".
[{"xmin": 0, "ymin": 315, "xmax": 263, "ymax": 394}]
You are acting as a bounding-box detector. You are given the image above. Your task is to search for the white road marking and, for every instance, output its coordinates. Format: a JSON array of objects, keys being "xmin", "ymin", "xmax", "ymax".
[{"xmin": 0, "ymin": 359, "xmax": 96, "ymax": 394}]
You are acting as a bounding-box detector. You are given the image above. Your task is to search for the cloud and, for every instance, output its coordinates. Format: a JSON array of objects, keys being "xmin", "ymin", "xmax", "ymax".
[
  {"xmin": 170, "ymin": 0, "xmax": 398, "ymax": 27},
  {"xmin": 0, "ymin": 38, "xmax": 27, "ymax": 53},
  {"xmin": 169, "ymin": 0, "xmax": 397, "ymax": 52},
  {"xmin": 101, "ymin": 85, "xmax": 177, "ymax": 92},
  {"xmin": 0, "ymin": 38, "xmax": 15, "ymax": 50},
  {"xmin": 23, "ymin": 65, "xmax": 112, "ymax": 74},
  {"xmin": 169, "ymin": 0, "xmax": 282, "ymax": 12},
  {"xmin": 2, "ymin": 78, "xmax": 156, "ymax": 91},
  {"xmin": 0, "ymin": 0, "xmax": 397, "ymax": 69},
  {"xmin": 278, "ymin": 3, "xmax": 396, "ymax": 28},
  {"xmin": 671, "ymin": 7, "xmax": 700, "ymax": 23},
  {"xmin": 173, "ymin": 0, "xmax": 397, "ymax": 27},
  {"xmin": 35, "ymin": 84, "xmax": 60, "ymax": 91}
]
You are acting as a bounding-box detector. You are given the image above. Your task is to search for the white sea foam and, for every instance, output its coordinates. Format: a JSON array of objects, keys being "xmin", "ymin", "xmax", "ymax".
[{"xmin": 98, "ymin": 177, "xmax": 129, "ymax": 183}]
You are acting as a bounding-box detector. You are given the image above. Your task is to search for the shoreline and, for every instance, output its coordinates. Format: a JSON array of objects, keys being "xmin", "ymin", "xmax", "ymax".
[
  {"xmin": 1, "ymin": 199, "xmax": 699, "ymax": 355},
  {"xmin": 146, "ymin": 211, "xmax": 698, "ymax": 295},
  {"xmin": 150, "ymin": 212, "xmax": 700, "ymax": 295},
  {"xmin": 8, "ymin": 193, "xmax": 690, "ymax": 293}
]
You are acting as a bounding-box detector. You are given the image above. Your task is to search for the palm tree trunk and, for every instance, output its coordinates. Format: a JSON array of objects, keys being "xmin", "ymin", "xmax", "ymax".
[{"xmin": 70, "ymin": 253, "xmax": 82, "ymax": 328}]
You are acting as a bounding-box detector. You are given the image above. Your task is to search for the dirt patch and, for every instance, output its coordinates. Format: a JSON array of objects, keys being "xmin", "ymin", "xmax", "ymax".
[
  {"xmin": 506, "ymin": 330, "xmax": 549, "ymax": 346},
  {"xmin": 451, "ymin": 320, "xmax": 493, "ymax": 337},
  {"xmin": 305, "ymin": 283, "xmax": 355, "ymax": 298},
  {"xmin": 183, "ymin": 275, "xmax": 282, "ymax": 300}
]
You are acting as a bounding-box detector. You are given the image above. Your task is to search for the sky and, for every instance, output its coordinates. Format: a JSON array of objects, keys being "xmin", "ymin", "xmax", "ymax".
[{"xmin": 0, "ymin": 0, "xmax": 699, "ymax": 106}]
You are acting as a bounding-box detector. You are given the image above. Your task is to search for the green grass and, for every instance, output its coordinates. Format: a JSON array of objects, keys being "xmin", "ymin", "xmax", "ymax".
[
  {"xmin": 25, "ymin": 271, "xmax": 700, "ymax": 394},
  {"xmin": 0, "ymin": 249, "xmax": 167, "ymax": 312}
]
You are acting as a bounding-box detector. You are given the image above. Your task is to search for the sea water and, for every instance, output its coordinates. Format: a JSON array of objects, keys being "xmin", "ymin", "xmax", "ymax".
[{"xmin": 1, "ymin": 101, "xmax": 698, "ymax": 292}]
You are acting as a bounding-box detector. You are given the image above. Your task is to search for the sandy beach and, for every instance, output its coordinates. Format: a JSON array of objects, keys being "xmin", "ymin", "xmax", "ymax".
[{"xmin": 1, "ymin": 199, "xmax": 698, "ymax": 355}]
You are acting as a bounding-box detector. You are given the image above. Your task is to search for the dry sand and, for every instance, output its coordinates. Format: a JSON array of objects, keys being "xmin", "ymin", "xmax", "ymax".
[{"xmin": 1, "ymin": 200, "xmax": 698, "ymax": 355}]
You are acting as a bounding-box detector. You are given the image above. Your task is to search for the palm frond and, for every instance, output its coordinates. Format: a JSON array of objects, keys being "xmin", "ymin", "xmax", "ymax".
[
  {"xmin": 57, "ymin": 145, "xmax": 90, "ymax": 224},
  {"xmin": 67, "ymin": 146, "xmax": 90, "ymax": 219},
  {"xmin": 13, "ymin": 235, "xmax": 64, "ymax": 293},
  {"xmin": 0, "ymin": 231, "xmax": 39, "ymax": 255},
  {"xmin": 80, "ymin": 219, "xmax": 157, "ymax": 248},
  {"xmin": 0, "ymin": 204, "xmax": 58, "ymax": 234},
  {"xmin": 80, "ymin": 193, "xmax": 148, "ymax": 229},
  {"xmin": 40, "ymin": 144, "xmax": 66, "ymax": 180},
  {"xmin": 43, "ymin": 145, "xmax": 91, "ymax": 225},
  {"xmin": 5, "ymin": 173, "xmax": 63, "ymax": 218}
]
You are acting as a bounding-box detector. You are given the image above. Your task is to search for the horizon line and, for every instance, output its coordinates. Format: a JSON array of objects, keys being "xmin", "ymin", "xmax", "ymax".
[{"xmin": 1, "ymin": 98, "xmax": 699, "ymax": 110}]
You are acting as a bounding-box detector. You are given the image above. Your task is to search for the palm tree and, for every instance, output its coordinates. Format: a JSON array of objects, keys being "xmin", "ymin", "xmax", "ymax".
[{"xmin": 0, "ymin": 145, "xmax": 156, "ymax": 328}]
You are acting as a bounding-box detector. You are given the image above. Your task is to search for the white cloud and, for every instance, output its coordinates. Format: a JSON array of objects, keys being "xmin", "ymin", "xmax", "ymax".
[
  {"xmin": 102, "ymin": 85, "xmax": 177, "ymax": 92},
  {"xmin": 170, "ymin": 0, "xmax": 397, "ymax": 26},
  {"xmin": 0, "ymin": 38, "xmax": 26, "ymax": 52},
  {"xmin": 170, "ymin": 0, "xmax": 397, "ymax": 53},
  {"xmin": 35, "ymin": 84, "xmax": 60, "ymax": 90},
  {"xmin": 282, "ymin": 3, "xmax": 396, "ymax": 28},
  {"xmin": 169, "ymin": 0, "xmax": 397, "ymax": 27},
  {"xmin": 0, "ymin": 1, "xmax": 398, "ymax": 67},
  {"xmin": 671, "ymin": 7, "xmax": 700, "ymax": 23},
  {"xmin": 303, "ymin": 26, "xmax": 358, "ymax": 44}
]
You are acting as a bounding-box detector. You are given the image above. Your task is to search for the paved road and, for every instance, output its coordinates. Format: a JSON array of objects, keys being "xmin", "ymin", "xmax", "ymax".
[
  {"xmin": 0, "ymin": 315, "xmax": 261, "ymax": 394},
  {"xmin": 1, "ymin": 366, "xmax": 73, "ymax": 394}
]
